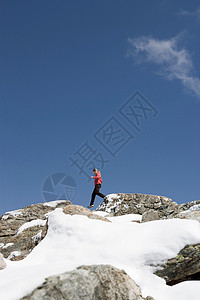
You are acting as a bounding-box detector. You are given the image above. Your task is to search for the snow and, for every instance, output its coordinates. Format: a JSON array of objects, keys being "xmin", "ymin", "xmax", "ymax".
[
  {"xmin": 180, "ymin": 204, "xmax": 200, "ymax": 215},
  {"xmin": 188, "ymin": 204, "xmax": 200, "ymax": 211},
  {"xmin": 16, "ymin": 219, "xmax": 46, "ymax": 236},
  {"xmin": 7, "ymin": 251, "xmax": 21, "ymax": 260},
  {"xmin": 1, "ymin": 209, "xmax": 23, "ymax": 220},
  {"xmin": 107, "ymin": 213, "xmax": 142, "ymax": 223},
  {"xmin": 93, "ymin": 211, "xmax": 109, "ymax": 217},
  {"xmin": 101, "ymin": 193, "xmax": 123, "ymax": 213},
  {"xmin": 106, "ymin": 193, "xmax": 120, "ymax": 200},
  {"xmin": 42, "ymin": 200, "xmax": 67, "ymax": 207},
  {"xmin": 0, "ymin": 200, "xmax": 67, "ymax": 220},
  {"xmin": 0, "ymin": 208, "xmax": 200, "ymax": 300},
  {"xmin": 94, "ymin": 209, "xmax": 142, "ymax": 224},
  {"xmin": 2, "ymin": 243, "xmax": 14, "ymax": 249},
  {"xmin": 31, "ymin": 231, "xmax": 42, "ymax": 242},
  {"xmin": 45, "ymin": 211, "xmax": 54, "ymax": 218},
  {"xmin": 161, "ymin": 281, "xmax": 200, "ymax": 300}
]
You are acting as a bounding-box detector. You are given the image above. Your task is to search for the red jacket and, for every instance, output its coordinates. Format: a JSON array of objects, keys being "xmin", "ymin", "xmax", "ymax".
[{"xmin": 93, "ymin": 171, "xmax": 102, "ymax": 185}]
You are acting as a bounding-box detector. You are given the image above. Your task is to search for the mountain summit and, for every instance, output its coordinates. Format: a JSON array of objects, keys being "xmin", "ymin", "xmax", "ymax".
[{"xmin": 0, "ymin": 194, "xmax": 200, "ymax": 300}]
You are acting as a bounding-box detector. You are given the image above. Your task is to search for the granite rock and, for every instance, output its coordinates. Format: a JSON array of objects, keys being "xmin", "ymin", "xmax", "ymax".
[
  {"xmin": 21, "ymin": 265, "xmax": 154, "ymax": 300},
  {"xmin": 0, "ymin": 200, "xmax": 71, "ymax": 260}
]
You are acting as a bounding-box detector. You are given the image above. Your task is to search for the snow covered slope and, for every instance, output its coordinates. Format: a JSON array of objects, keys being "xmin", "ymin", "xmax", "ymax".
[{"xmin": 0, "ymin": 208, "xmax": 200, "ymax": 300}]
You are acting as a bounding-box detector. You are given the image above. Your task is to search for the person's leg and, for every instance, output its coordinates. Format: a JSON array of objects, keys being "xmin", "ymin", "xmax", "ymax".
[
  {"xmin": 90, "ymin": 187, "xmax": 96, "ymax": 206},
  {"xmin": 95, "ymin": 184, "xmax": 105, "ymax": 199}
]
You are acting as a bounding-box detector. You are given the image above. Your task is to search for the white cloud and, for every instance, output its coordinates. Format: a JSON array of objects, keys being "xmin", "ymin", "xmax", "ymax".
[
  {"xmin": 178, "ymin": 7, "xmax": 200, "ymax": 20},
  {"xmin": 127, "ymin": 34, "xmax": 200, "ymax": 99}
]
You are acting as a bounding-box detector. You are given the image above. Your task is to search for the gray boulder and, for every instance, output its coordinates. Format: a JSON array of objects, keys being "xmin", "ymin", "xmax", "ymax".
[
  {"xmin": 21, "ymin": 265, "xmax": 154, "ymax": 300},
  {"xmin": 142, "ymin": 210, "xmax": 160, "ymax": 222}
]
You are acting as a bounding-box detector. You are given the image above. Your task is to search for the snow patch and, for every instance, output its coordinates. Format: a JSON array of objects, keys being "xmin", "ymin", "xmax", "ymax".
[
  {"xmin": 189, "ymin": 204, "xmax": 200, "ymax": 211},
  {"xmin": 94, "ymin": 211, "xmax": 142, "ymax": 222},
  {"xmin": 44, "ymin": 211, "xmax": 54, "ymax": 218},
  {"xmin": 2, "ymin": 243, "xmax": 14, "ymax": 249},
  {"xmin": 32, "ymin": 231, "xmax": 42, "ymax": 242},
  {"xmin": 7, "ymin": 251, "xmax": 21, "ymax": 260},
  {"xmin": 107, "ymin": 214, "xmax": 142, "ymax": 223},
  {"xmin": 16, "ymin": 219, "xmax": 46, "ymax": 236},
  {"xmin": 2, "ymin": 209, "xmax": 23, "ymax": 220},
  {"xmin": 93, "ymin": 211, "xmax": 109, "ymax": 217},
  {"xmin": 106, "ymin": 193, "xmax": 120, "ymax": 201},
  {"xmin": 42, "ymin": 200, "xmax": 67, "ymax": 208},
  {"xmin": 99, "ymin": 193, "xmax": 122, "ymax": 213},
  {"xmin": 106, "ymin": 199, "xmax": 123, "ymax": 213}
]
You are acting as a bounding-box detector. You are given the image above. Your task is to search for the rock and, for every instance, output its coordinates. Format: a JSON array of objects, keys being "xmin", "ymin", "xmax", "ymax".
[
  {"xmin": 176, "ymin": 203, "xmax": 200, "ymax": 222},
  {"xmin": 63, "ymin": 205, "xmax": 111, "ymax": 222},
  {"xmin": 142, "ymin": 210, "xmax": 160, "ymax": 222},
  {"xmin": 0, "ymin": 202, "xmax": 110, "ymax": 261},
  {"xmin": 178, "ymin": 200, "xmax": 200, "ymax": 213},
  {"xmin": 155, "ymin": 244, "xmax": 200, "ymax": 285},
  {"xmin": 0, "ymin": 200, "xmax": 71, "ymax": 260},
  {"xmin": 176, "ymin": 210, "xmax": 200, "ymax": 222},
  {"xmin": 97, "ymin": 193, "xmax": 178, "ymax": 219},
  {"xmin": 0, "ymin": 252, "xmax": 6, "ymax": 270},
  {"xmin": 97, "ymin": 194, "xmax": 200, "ymax": 223},
  {"xmin": 21, "ymin": 264, "xmax": 154, "ymax": 300}
]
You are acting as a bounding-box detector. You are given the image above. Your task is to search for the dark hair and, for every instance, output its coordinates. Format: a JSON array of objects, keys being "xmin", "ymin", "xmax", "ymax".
[{"xmin": 93, "ymin": 168, "xmax": 101, "ymax": 174}]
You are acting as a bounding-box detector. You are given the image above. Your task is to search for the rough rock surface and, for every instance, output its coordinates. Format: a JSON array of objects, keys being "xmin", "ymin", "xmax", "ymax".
[
  {"xmin": 176, "ymin": 203, "xmax": 200, "ymax": 222},
  {"xmin": 21, "ymin": 265, "xmax": 154, "ymax": 300},
  {"xmin": 63, "ymin": 205, "xmax": 111, "ymax": 222},
  {"xmin": 0, "ymin": 252, "xmax": 6, "ymax": 270},
  {"xmin": 176, "ymin": 210, "xmax": 200, "ymax": 222},
  {"xmin": 155, "ymin": 244, "xmax": 200, "ymax": 285},
  {"xmin": 97, "ymin": 194, "xmax": 200, "ymax": 222},
  {"xmin": 141, "ymin": 209, "xmax": 160, "ymax": 222},
  {"xmin": 179, "ymin": 201, "xmax": 200, "ymax": 212},
  {"xmin": 0, "ymin": 200, "xmax": 71, "ymax": 260},
  {"xmin": 97, "ymin": 193, "xmax": 178, "ymax": 219}
]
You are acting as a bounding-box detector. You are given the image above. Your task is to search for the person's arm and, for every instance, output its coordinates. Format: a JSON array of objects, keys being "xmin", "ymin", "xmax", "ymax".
[{"xmin": 92, "ymin": 173, "xmax": 101, "ymax": 179}]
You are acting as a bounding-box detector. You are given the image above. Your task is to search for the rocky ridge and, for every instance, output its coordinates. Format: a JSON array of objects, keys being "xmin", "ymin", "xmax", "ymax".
[
  {"xmin": 0, "ymin": 202, "xmax": 110, "ymax": 262},
  {"xmin": 0, "ymin": 200, "xmax": 71, "ymax": 260},
  {"xmin": 1, "ymin": 193, "xmax": 200, "ymax": 300},
  {"xmin": 97, "ymin": 193, "xmax": 200, "ymax": 221}
]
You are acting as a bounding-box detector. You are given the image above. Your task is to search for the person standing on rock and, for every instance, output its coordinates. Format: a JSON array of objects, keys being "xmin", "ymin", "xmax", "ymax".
[{"xmin": 88, "ymin": 168, "xmax": 106, "ymax": 208}]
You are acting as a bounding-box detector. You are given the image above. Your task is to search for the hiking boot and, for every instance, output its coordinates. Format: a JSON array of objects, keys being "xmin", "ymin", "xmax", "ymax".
[{"xmin": 87, "ymin": 205, "xmax": 94, "ymax": 208}]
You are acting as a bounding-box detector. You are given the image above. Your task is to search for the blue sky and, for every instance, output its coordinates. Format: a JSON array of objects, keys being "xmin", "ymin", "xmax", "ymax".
[{"xmin": 0, "ymin": 0, "xmax": 200, "ymax": 215}]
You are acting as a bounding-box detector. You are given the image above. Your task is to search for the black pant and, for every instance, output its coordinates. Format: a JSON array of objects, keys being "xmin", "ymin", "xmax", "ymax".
[{"xmin": 90, "ymin": 184, "xmax": 105, "ymax": 206}]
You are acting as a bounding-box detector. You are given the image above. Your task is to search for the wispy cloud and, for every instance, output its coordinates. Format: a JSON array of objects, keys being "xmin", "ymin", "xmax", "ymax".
[
  {"xmin": 127, "ymin": 34, "xmax": 200, "ymax": 99},
  {"xmin": 177, "ymin": 7, "xmax": 200, "ymax": 21}
]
